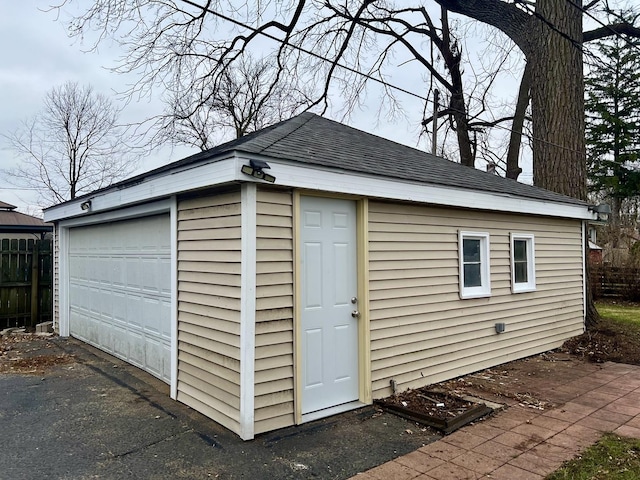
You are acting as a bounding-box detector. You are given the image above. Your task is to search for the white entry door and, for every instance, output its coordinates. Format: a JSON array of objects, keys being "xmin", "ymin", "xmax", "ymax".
[{"xmin": 300, "ymin": 196, "xmax": 359, "ymax": 415}]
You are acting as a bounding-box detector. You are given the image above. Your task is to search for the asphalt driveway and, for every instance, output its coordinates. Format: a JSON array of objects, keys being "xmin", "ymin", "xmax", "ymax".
[{"xmin": 0, "ymin": 336, "xmax": 439, "ymax": 479}]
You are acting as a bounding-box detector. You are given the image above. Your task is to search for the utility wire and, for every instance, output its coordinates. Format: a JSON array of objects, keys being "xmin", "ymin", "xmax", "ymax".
[
  {"xmin": 179, "ymin": 0, "xmax": 428, "ymax": 103},
  {"xmin": 176, "ymin": 0, "xmax": 590, "ymax": 156}
]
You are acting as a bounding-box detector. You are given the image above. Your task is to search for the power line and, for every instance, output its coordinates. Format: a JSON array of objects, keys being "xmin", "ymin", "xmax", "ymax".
[
  {"xmin": 175, "ymin": 0, "xmax": 588, "ymax": 156},
  {"xmin": 178, "ymin": 0, "xmax": 429, "ymax": 103}
]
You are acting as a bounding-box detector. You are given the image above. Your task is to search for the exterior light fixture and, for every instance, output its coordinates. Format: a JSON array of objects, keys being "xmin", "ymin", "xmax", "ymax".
[
  {"xmin": 241, "ymin": 159, "xmax": 276, "ymax": 183},
  {"xmin": 588, "ymin": 204, "xmax": 611, "ymax": 222},
  {"xmin": 80, "ymin": 200, "xmax": 92, "ymax": 212}
]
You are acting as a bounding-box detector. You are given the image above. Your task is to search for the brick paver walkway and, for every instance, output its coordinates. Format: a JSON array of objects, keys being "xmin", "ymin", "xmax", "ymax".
[{"xmin": 351, "ymin": 362, "xmax": 640, "ymax": 479}]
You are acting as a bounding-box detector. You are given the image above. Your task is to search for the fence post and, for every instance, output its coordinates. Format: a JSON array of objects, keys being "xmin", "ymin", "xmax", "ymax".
[{"xmin": 29, "ymin": 241, "xmax": 40, "ymax": 330}]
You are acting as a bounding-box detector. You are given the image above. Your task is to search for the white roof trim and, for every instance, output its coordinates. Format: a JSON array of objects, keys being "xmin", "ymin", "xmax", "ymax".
[
  {"xmin": 44, "ymin": 155, "xmax": 238, "ymax": 222},
  {"xmin": 44, "ymin": 151, "xmax": 596, "ymax": 222},
  {"xmin": 261, "ymin": 158, "xmax": 594, "ymax": 220}
]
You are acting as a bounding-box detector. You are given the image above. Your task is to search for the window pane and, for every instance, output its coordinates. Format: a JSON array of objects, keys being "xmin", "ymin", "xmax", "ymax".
[
  {"xmin": 464, "ymin": 263, "xmax": 482, "ymax": 287},
  {"xmin": 514, "ymin": 239, "xmax": 527, "ymax": 262},
  {"xmin": 514, "ymin": 261, "xmax": 528, "ymax": 283},
  {"xmin": 463, "ymin": 239, "xmax": 481, "ymax": 262}
]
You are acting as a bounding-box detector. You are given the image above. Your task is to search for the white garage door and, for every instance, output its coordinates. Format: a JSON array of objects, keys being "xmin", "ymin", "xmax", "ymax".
[{"xmin": 68, "ymin": 215, "xmax": 172, "ymax": 383}]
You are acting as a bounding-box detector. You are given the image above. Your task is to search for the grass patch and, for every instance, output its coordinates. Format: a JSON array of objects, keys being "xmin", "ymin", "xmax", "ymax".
[
  {"xmin": 546, "ymin": 433, "xmax": 640, "ymax": 480},
  {"xmin": 596, "ymin": 301, "xmax": 640, "ymax": 325}
]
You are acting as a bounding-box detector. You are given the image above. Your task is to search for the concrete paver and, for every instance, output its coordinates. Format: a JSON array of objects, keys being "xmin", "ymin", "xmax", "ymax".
[{"xmin": 352, "ymin": 361, "xmax": 640, "ymax": 480}]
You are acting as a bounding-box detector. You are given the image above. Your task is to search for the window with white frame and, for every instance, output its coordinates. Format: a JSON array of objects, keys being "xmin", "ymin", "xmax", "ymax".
[
  {"xmin": 510, "ymin": 233, "xmax": 536, "ymax": 293},
  {"xmin": 458, "ymin": 231, "xmax": 491, "ymax": 299}
]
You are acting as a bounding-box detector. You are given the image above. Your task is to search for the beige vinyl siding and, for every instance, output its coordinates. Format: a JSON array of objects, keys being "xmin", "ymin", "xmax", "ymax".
[
  {"xmin": 369, "ymin": 200, "xmax": 584, "ymax": 398},
  {"xmin": 177, "ymin": 189, "xmax": 242, "ymax": 434},
  {"xmin": 254, "ymin": 187, "xmax": 295, "ymax": 434}
]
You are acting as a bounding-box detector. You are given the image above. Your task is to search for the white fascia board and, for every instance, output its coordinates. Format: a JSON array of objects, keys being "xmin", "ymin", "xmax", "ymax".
[
  {"xmin": 44, "ymin": 155, "xmax": 239, "ymax": 222},
  {"xmin": 45, "ymin": 150, "xmax": 596, "ymax": 223},
  {"xmin": 237, "ymin": 154, "xmax": 596, "ymax": 221}
]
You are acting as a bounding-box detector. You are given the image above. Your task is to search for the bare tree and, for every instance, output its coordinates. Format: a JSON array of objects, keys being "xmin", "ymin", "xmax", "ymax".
[
  {"xmin": 154, "ymin": 54, "xmax": 312, "ymax": 151},
  {"xmin": 3, "ymin": 82, "xmax": 136, "ymax": 206},
  {"xmin": 58, "ymin": 2, "xmax": 523, "ymax": 169},
  {"xmin": 54, "ymin": 1, "xmax": 640, "ymax": 326}
]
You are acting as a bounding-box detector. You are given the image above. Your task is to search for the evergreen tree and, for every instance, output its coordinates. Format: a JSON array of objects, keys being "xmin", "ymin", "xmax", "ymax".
[{"xmin": 586, "ymin": 30, "xmax": 640, "ymax": 228}]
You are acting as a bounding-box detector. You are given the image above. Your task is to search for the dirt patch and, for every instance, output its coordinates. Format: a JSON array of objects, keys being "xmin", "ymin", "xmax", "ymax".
[
  {"xmin": 562, "ymin": 317, "xmax": 640, "ymax": 364},
  {"xmin": 381, "ymin": 390, "xmax": 475, "ymax": 420},
  {"xmin": 0, "ymin": 333, "xmax": 75, "ymax": 374},
  {"xmin": 377, "ymin": 388, "xmax": 492, "ymax": 434}
]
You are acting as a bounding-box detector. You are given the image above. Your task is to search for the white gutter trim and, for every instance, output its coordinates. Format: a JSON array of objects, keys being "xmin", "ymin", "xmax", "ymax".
[
  {"xmin": 45, "ymin": 151, "xmax": 595, "ymax": 224},
  {"xmin": 251, "ymin": 159, "xmax": 595, "ymax": 221},
  {"xmin": 239, "ymin": 182, "xmax": 257, "ymax": 440},
  {"xmin": 44, "ymin": 156, "xmax": 238, "ymax": 222},
  {"xmin": 170, "ymin": 196, "xmax": 179, "ymax": 400}
]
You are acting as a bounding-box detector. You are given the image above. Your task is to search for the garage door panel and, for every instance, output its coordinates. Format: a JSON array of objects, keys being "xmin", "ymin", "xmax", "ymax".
[
  {"xmin": 144, "ymin": 337, "xmax": 163, "ymax": 378},
  {"xmin": 127, "ymin": 330, "xmax": 145, "ymax": 368},
  {"xmin": 69, "ymin": 215, "xmax": 171, "ymax": 384},
  {"xmin": 113, "ymin": 324, "xmax": 128, "ymax": 358}
]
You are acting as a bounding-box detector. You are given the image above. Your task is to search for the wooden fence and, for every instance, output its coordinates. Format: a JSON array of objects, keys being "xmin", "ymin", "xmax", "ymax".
[
  {"xmin": 590, "ymin": 265, "xmax": 640, "ymax": 301},
  {"xmin": 0, "ymin": 238, "xmax": 52, "ymax": 329}
]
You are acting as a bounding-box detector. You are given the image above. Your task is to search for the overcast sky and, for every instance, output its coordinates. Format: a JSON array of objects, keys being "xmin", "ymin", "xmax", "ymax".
[{"xmin": 0, "ymin": 2, "xmax": 507, "ymax": 214}]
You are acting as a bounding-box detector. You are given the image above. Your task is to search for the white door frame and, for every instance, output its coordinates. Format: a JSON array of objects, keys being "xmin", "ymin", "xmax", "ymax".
[
  {"xmin": 293, "ymin": 191, "xmax": 371, "ymax": 424},
  {"xmin": 56, "ymin": 198, "xmax": 179, "ymax": 399}
]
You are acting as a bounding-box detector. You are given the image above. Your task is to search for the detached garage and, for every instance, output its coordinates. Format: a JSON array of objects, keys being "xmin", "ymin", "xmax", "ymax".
[{"xmin": 46, "ymin": 112, "xmax": 598, "ymax": 440}]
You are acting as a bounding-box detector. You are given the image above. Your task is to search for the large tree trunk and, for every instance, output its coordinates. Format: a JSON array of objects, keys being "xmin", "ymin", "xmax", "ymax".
[{"xmin": 529, "ymin": 0, "xmax": 587, "ymax": 200}]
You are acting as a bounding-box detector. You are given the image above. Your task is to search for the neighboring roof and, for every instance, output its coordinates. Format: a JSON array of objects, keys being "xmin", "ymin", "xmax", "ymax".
[
  {"xmin": 0, "ymin": 203, "xmax": 52, "ymax": 233},
  {"xmin": 46, "ymin": 112, "xmax": 589, "ymax": 214}
]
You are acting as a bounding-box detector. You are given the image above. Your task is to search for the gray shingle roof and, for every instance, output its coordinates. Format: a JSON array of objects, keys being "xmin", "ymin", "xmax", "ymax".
[
  {"xmin": 52, "ymin": 112, "xmax": 588, "ymax": 208},
  {"xmin": 174, "ymin": 112, "xmax": 585, "ymax": 206}
]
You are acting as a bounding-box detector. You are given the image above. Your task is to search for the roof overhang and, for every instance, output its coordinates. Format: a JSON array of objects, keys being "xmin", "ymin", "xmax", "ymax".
[{"xmin": 44, "ymin": 151, "xmax": 596, "ymax": 223}]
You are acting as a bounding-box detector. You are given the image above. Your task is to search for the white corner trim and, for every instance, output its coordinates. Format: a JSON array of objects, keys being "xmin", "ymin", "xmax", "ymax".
[
  {"xmin": 582, "ymin": 221, "xmax": 587, "ymax": 332},
  {"xmin": 57, "ymin": 226, "xmax": 70, "ymax": 337},
  {"xmin": 170, "ymin": 196, "xmax": 179, "ymax": 400},
  {"xmin": 239, "ymin": 183, "xmax": 257, "ymax": 440}
]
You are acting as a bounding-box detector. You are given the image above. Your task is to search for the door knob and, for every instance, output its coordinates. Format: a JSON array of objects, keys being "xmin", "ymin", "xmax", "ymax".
[{"xmin": 351, "ymin": 310, "xmax": 360, "ymax": 318}]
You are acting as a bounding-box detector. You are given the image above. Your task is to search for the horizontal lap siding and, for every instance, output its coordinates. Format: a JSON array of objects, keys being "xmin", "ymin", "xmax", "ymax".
[
  {"xmin": 177, "ymin": 190, "xmax": 242, "ymax": 434},
  {"xmin": 254, "ymin": 188, "xmax": 295, "ymax": 434},
  {"xmin": 369, "ymin": 201, "xmax": 584, "ymax": 399}
]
